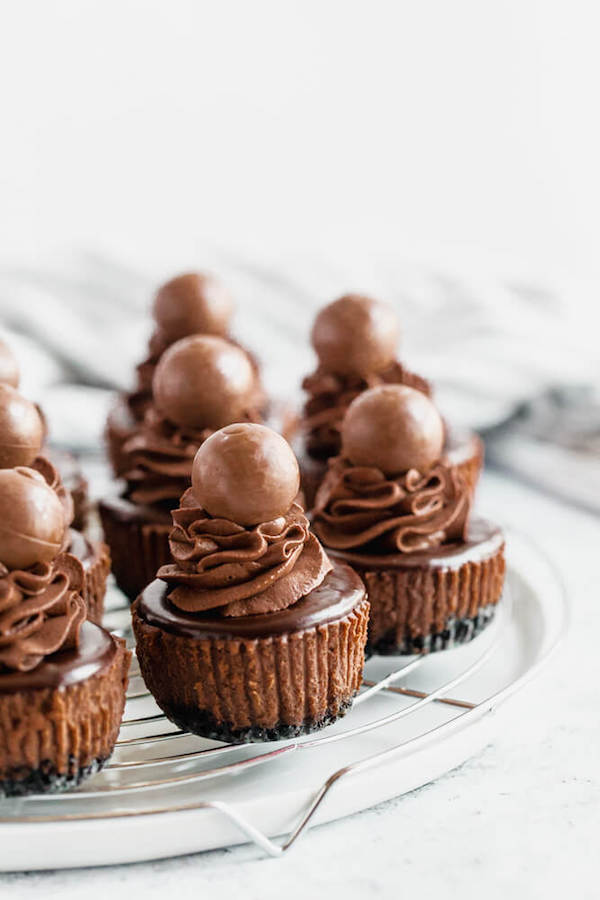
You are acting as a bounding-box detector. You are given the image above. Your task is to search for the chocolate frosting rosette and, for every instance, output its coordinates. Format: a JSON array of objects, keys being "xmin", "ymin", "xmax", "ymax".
[
  {"xmin": 100, "ymin": 333, "xmax": 267, "ymax": 600},
  {"xmin": 161, "ymin": 494, "xmax": 330, "ymax": 617},
  {"xmin": 105, "ymin": 271, "xmax": 265, "ymax": 477},
  {"xmin": 0, "ymin": 383, "xmax": 110, "ymax": 623},
  {"xmin": 132, "ymin": 423, "xmax": 369, "ymax": 742},
  {"xmin": 293, "ymin": 293, "xmax": 483, "ymax": 508},
  {"xmin": 0, "ymin": 467, "xmax": 129, "ymax": 796},
  {"xmin": 0, "ymin": 552, "xmax": 85, "ymax": 673},
  {"xmin": 313, "ymin": 384, "xmax": 505, "ymax": 655}
]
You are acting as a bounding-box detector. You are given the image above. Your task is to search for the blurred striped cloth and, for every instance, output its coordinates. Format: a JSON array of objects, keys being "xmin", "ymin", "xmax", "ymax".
[{"xmin": 0, "ymin": 250, "xmax": 598, "ymax": 513}]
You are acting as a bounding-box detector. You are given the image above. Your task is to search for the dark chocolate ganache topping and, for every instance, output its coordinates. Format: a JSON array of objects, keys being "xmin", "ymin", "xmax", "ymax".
[
  {"xmin": 0, "ymin": 619, "xmax": 118, "ymax": 693},
  {"xmin": 312, "ymin": 457, "xmax": 470, "ymax": 554},
  {"xmin": 158, "ymin": 488, "xmax": 332, "ymax": 617},
  {"xmin": 0, "ymin": 552, "xmax": 86, "ymax": 673},
  {"xmin": 139, "ymin": 560, "xmax": 365, "ymax": 639},
  {"xmin": 302, "ymin": 362, "xmax": 432, "ymax": 458}
]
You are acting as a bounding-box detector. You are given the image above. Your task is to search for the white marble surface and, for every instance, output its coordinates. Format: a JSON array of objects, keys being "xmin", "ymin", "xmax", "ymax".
[{"xmin": 0, "ymin": 469, "xmax": 597, "ymax": 898}]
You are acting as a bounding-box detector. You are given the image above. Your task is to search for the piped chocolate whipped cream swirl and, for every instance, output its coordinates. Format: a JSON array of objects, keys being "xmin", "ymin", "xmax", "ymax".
[
  {"xmin": 303, "ymin": 363, "xmax": 431, "ymax": 458},
  {"xmin": 158, "ymin": 489, "xmax": 332, "ymax": 617},
  {"xmin": 122, "ymin": 408, "xmax": 262, "ymax": 506},
  {"xmin": 313, "ymin": 459, "xmax": 470, "ymax": 554},
  {"xmin": 0, "ymin": 553, "xmax": 86, "ymax": 672}
]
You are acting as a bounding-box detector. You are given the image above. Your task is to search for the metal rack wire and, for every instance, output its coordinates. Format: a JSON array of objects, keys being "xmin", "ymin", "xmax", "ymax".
[{"xmin": 0, "ymin": 549, "xmax": 566, "ymax": 859}]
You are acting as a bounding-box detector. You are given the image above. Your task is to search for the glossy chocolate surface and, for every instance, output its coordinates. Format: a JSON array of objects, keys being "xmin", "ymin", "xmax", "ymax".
[
  {"xmin": 192, "ymin": 423, "xmax": 300, "ymax": 525},
  {"xmin": 311, "ymin": 294, "xmax": 399, "ymax": 377},
  {"xmin": 0, "ymin": 467, "xmax": 66, "ymax": 569},
  {"xmin": 153, "ymin": 334, "xmax": 256, "ymax": 429},
  {"xmin": 0, "ymin": 621, "xmax": 118, "ymax": 693},
  {"xmin": 327, "ymin": 517, "xmax": 503, "ymax": 569},
  {"xmin": 341, "ymin": 384, "xmax": 444, "ymax": 475},
  {"xmin": 153, "ymin": 272, "xmax": 233, "ymax": 340},
  {"xmin": 294, "ymin": 425, "xmax": 483, "ymax": 510},
  {"xmin": 137, "ymin": 560, "xmax": 365, "ymax": 639},
  {"xmin": 0, "ymin": 385, "xmax": 44, "ymax": 468}
]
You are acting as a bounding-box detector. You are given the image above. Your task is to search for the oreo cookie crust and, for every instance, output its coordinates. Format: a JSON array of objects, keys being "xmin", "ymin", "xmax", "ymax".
[{"xmin": 0, "ymin": 623, "xmax": 130, "ymax": 797}]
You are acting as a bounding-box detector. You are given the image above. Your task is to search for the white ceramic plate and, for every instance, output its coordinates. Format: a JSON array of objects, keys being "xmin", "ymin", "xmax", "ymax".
[{"xmin": 0, "ymin": 529, "xmax": 566, "ymax": 870}]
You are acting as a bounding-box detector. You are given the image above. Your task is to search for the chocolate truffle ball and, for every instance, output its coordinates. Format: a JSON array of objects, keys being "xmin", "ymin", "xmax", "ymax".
[
  {"xmin": 192, "ymin": 423, "xmax": 300, "ymax": 526},
  {"xmin": 153, "ymin": 335, "xmax": 256, "ymax": 430},
  {"xmin": 0, "ymin": 339, "xmax": 19, "ymax": 388},
  {"xmin": 0, "ymin": 385, "xmax": 44, "ymax": 468},
  {"xmin": 311, "ymin": 294, "xmax": 400, "ymax": 377},
  {"xmin": 0, "ymin": 467, "xmax": 66, "ymax": 569},
  {"xmin": 153, "ymin": 272, "xmax": 234, "ymax": 341},
  {"xmin": 342, "ymin": 384, "xmax": 444, "ymax": 475}
]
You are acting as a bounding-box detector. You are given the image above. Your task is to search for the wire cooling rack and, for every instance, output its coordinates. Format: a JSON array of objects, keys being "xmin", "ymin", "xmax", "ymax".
[{"xmin": 0, "ymin": 530, "xmax": 567, "ymax": 863}]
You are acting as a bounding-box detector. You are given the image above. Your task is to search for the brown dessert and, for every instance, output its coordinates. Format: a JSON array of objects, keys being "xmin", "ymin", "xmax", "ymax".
[
  {"xmin": 132, "ymin": 423, "xmax": 369, "ymax": 741},
  {"xmin": 313, "ymin": 385, "xmax": 505, "ymax": 654},
  {"xmin": 0, "ymin": 385, "xmax": 108, "ymax": 621},
  {"xmin": 100, "ymin": 335, "xmax": 266, "ymax": 600},
  {"xmin": 105, "ymin": 271, "xmax": 262, "ymax": 476},
  {"xmin": 293, "ymin": 293, "xmax": 483, "ymax": 507},
  {"xmin": 0, "ymin": 467, "xmax": 129, "ymax": 795}
]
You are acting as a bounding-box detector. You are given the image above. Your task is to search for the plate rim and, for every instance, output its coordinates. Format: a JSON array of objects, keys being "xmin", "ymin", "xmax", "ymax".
[{"xmin": 0, "ymin": 527, "xmax": 569, "ymax": 869}]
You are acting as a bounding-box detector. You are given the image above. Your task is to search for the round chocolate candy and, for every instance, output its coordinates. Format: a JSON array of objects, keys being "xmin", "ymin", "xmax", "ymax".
[
  {"xmin": 0, "ymin": 467, "xmax": 66, "ymax": 569},
  {"xmin": 153, "ymin": 272, "xmax": 233, "ymax": 341},
  {"xmin": 341, "ymin": 384, "xmax": 444, "ymax": 475},
  {"xmin": 153, "ymin": 335, "xmax": 256, "ymax": 430},
  {"xmin": 0, "ymin": 385, "xmax": 44, "ymax": 468},
  {"xmin": 192, "ymin": 423, "xmax": 300, "ymax": 526},
  {"xmin": 311, "ymin": 294, "xmax": 399, "ymax": 377},
  {"xmin": 0, "ymin": 339, "xmax": 19, "ymax": 388}
]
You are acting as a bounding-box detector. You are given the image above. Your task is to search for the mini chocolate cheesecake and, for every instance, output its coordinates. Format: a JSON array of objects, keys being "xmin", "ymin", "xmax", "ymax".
[
  {"xmin": 101, "ymin": 334, "xmax": 266, "ymax": 600},
  {"xmin": 132, "ymin": 424, "xmax": 369, "ymax": 741},
  {"xmin": 0, "ymin": 467, "xmax": 130, "ymax": 796},
  {"xmin": 0, "ymin": 620, "xmax": 129, "ymax": 796},
  {"xmin": 106, "ymin": 272, "xmax": 264, "ymax": 477},
  {"xmin": 313, "ymin": 385, "xmax": 505, "ymax": 655},
  {"xmin": 135, "ymin": 561, "xmax": 367, "ymax": 742},
  {"xmin": 294, "ymin": 294, "xmax": 483, "ymax": 508},
  {"xmin": 0, "ymin": 384, "xmax": 109, "ymax": 621}
]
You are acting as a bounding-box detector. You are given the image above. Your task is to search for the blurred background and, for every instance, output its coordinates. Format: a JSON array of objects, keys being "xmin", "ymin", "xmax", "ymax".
[{"xmin": 0, "ymin": 0, "xmax": 598, "ymax": 510}]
